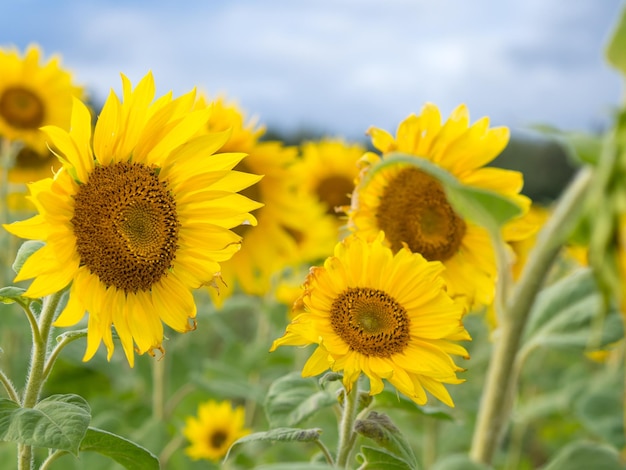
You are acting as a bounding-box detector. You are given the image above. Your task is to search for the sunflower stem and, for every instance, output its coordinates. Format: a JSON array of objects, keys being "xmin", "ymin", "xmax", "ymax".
[
  {"xmin": 336, "ymin": 381, "xmax": 360, "ymax": 468},
  {"xmin": 0, "ymin": 368, "xmax": 19, "ymax": 403},
  {"xmin": 469, "ymin": 166, "xmax": 593, "ymax": 465},
  {"xmin": 151, "ymin": 356, "xmax": 166, "ymax": 422},
  {"xmin": 42, "ymin": 330, "xmax": 88, "ymax": 382},
  {"xmin": 18, "ymin": 290, "xmax": 64, "ymax": 470}
]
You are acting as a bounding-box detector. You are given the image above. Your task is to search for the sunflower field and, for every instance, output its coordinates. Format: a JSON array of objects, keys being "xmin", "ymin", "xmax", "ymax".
[{"xmin": 1, "ymin": 6, "xmax": 626, "ymax": 470}]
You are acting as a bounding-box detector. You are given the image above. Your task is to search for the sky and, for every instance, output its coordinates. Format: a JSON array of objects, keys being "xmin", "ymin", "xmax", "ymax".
[{"xmin": 1, "ymin": 0, "xmax": 624, "ymax": 141}]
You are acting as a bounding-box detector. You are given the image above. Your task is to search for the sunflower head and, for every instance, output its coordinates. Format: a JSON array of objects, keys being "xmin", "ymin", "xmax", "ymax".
[
  {"xmin": 0, "ymin": 44, "xmax": 84, "ymax": 153},
  {"xmin": 349, "ymin": 103, "xmax": 530, "ymax": 309},
  {"xmin": 3, "ymin": 72, "xmax": 262, "ymax": 366},
  {"xmin": 183, "ymin": 399, "xmax": 251, "ymax": 462},
  {"xmin": 271, "ymin": 232, "xmax": 470, "ymax": 407}
]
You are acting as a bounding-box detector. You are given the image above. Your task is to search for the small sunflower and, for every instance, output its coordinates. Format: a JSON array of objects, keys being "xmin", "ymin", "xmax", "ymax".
[
  {"xmin": 3, "ymin": 72, "xmax": 262, "ymax": 366},
  {"xmin": 197, "ymin": 96, "xmax": 324, "ymax": 304},
  {"xmin": 183, "ymin": 399, "xmax": 251, "ymax": 462},
  {"xmin": 271, "ymin": 233, "xmax": 470, "ymax": 407},
  {"xmin": 349, "ymin": 103, "xmax": 531, "ymax": 308},
  {"xmin": 0, "ymin": 44, "xmax": 84, "ymax": 153},
  {"xmin": 295, "ymin": 138, "xmax": 364, "ymax": 222}
]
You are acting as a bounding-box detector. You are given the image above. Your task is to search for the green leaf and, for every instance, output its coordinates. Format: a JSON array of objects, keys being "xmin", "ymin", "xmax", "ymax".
[
  {"xmin": 254, "ymin": 464, "xmax": 334, "ymax": 470},
  {"xmin": 523, "ymin": 268, "xmax": 623, "ymax": 352},
  {"xmin": 541, "ymin": 440, "xmax": 624, "ymax": 470},
  {"xmin": 79, "ymin": 427, "xmax": 160, "ymax": 470},
  {"xmin": 606, "ymin": 5, "xmax": 626, "ymax": 76},
  {"xmin": 0, "ymin": 394, "xmax": 90, "ymax": 455},
  {"xmin": 373, "ymin": 390, "xmax": 454, "ymax": 421},
  {"xmin": 265, "ymin": 372, "xmax": 337, "ymax": 428},
  {"xmin": 12, "ymin": 240, "xmax": 45, "ymax": 275},
  {"xmin": 0, "ymin": 287, "xmax": 26, "ymax": 305},
  {"xmin": 225, "ymin": 427, "xmax": 323, "ymax": 462},
  {"xmin": 357, "ymin": 445, "xmax": 415, "ymax": 470},
  {"xmin": 431, "ymin": 454, "xmax": 490, "ymax": 470},
  {"xmin": 574, "ymin": 371, "xmax": 625, "ymax": 449},
  {"xmin": 354, "ymin": 411, "xmax": 418, "ymax": 470},
  {"xmin": 367, "ymin": 153, "xmax": 524, "ymax": 232}
]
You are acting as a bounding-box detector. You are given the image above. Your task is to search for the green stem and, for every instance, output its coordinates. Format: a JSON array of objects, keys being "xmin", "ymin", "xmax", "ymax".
[
  {"xmin": 336, "ymin": 381, "xmax": 360, "ymax": 468},
  {"xmin": 0, "ymin": 368, "xmax": 19, "ymax": 403},
  {"xmin": 18, "ymin": 290, "xmax": 64, "ymax": 470},
  {"xmin": 42, "ymin": 330, "xmax": 88, "ymax": 382},
  {"xmin": 469, "ymin": 166, "xmax": 593, "ymax": 465},
  {"xmin": 152, "ymin": 357, "xmax": 166, "ymax": 422},
  {"xmin": 315, "ymin": 439, "xmax": 335, "ymax": 467},
  {"xmin": 38, "ymin": 450, "xmax": 67, "ymax": 470}
]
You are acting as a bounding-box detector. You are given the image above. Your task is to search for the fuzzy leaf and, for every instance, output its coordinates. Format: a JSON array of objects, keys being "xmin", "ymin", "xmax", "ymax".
[
  {"xmin": 79, "ymin": 427, "xmax": 160, "ymax": 470},
  {"xmin": 225, "ymin": 427, "xmax": 323, "ymax": 462},
  {"xmin": 12, "ymin": 240, "xmax": 45, "ymax": 275},
  {"xmin": 357, "ymin": 445, "xmax": 415, "ymax": 470},
  {"xmin": 0, "ymin": 394, "xmax": 90, "ymax": 455},
  {"xmin": 541, "ymin": 440, "xmax": 624, "ymax": 470},
  {"xmin": 606, "ymin": 5, "xmax": 626, "ymax": 76},
  {"xmin": 0, "ymin": 287, "xmax": 27, "ymax": 305},
  {"xmin": 354, "ymin": 411, "xmax": 418, "ymax": 469},
  {"xmin": 265, "ymin": 373, "xmax": 337, "ymax": 428}
]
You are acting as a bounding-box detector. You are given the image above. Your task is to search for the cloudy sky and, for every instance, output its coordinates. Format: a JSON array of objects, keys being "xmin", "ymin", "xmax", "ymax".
[{"xmin": 1, "ymin": 0, "xmax": 623, "ymax": 140}]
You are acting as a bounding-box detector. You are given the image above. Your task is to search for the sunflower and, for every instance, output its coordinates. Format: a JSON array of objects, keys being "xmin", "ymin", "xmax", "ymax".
[
  {"xmin": 3, "ymin": 72, "xmax": 262, "ymax": 366},
  {"xmin": 0, "ymin": 44, "xmax": 84, "ymax": 153},
  {"xmin": 349, "ymin": 103, "xmax": 531, "ymax": 309},
  {"xmin": 197, "ymin": 96, "xmax": 327, "ymax": 305},
  {"xmin": 6, "ymin": 146, "xmax": 61, "ymax": 211},
  {"xmin": 271, "ymin": 233, "xmax": 470, "ymax": 407},
  {"xmin": 295, "ymin": 139, "xmax": 364, "ymax": 222},
  {"xmin": 183, "ymin": 399, "xmax": 251, "ymax": 462}
]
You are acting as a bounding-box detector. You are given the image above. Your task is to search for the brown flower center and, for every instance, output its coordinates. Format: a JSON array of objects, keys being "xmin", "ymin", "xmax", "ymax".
[
  {"xmin": 72, "ymin": 161, "xmax": 180, "ymax": 293},
  {"xmin": 330, "ymin": 287, "xmax": 410, "ymax": 357},
  {"xmin": 209, "ymin": 430, "xmax": 228, "ymax": 449},
  {"xmin": 316, "ymin": 175, "xmax": 353, "ymax": 216},
  {"xmin": 0, "ymin": 86, "xmax": 45, "ymax": 130},
  {"xmin": 376, "ymin": 167, "xmax": 466, "ymax": 261}
]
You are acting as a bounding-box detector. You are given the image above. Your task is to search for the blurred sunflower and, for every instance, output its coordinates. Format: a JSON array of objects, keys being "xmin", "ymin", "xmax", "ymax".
[
  {"xmin": 0, "ymin": 44, "xmax": 83, "ymax": 153},
  {"xmin": 349, "ymin": 103, "xmax": 531, "ymax": 308},
  {"xmin": 198, "ymin": 96, "xmax": 329, "ymax": 305},
  {"xmin": 183, "ymin": 399, "xmax": 251, "ymax": 462},
  {"xmin": 6, "ymin": 147, "xmax": 61, "ymax": 211},
  {"xmin": 271, "ymin": 233, "xmax": 470, "ymax": 407},
  {"xmin": 294, "ymin": 138, "xmax": 364, "ymax": 225},
  {"xmin": 3, "ymin": 73, "xmax": 262, "ymax": 366}
]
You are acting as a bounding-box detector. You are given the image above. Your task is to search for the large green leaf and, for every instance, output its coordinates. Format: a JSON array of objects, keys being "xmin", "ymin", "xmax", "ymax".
[
  {"xmin": 606, "ymin": 5, "xmax": 626, "ymax": 76},
  {"xmin": 0, "ymin": 394, "xmax": 90, "ymax": 455},
  {"xmin": 265, "ymin": 373, "xmax": 337, "ymax": 428},
  {"xmin": 522, "ymin": 268, "xmax": 623, "ymax": 354},
  {"xmin": 79, "ymin": 427, "xmax": 160, "ymax": 470},
  {"xmin": 225, "ymin": 427, "xmax": 323, "ymax": 462},
  {"xmin": 354, "ymin": 411, "xmax": 418, "ymax": 470},
  {"xmin": 541, "ymin": 440, "xmax": 624, "ymax": 470}
]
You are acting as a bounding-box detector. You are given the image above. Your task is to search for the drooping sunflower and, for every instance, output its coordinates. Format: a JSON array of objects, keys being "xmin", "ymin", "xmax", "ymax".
[
  {"xmin": 271, "ymin": 233, "xmax": 470, "ymax": 407},
  {"xmin": 197, "ymin": 96, "xmax": 328, "ymax": 305},
  {"xmin": 3, "ymin": 73, "xmax": 262, "ymax": 366},
  {"xmin": 349, "ymin": 103, "xmax": 531, "ymax": 309},
  {"xmin": 183, "ymin": 399, "xmax": 251, "ymax": 462},
  {"xmin": 0, "ymin": 44, "xmax": 84, "ymax": 153}
]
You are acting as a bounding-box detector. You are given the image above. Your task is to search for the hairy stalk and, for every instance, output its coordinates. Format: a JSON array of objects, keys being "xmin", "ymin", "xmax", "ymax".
[
  {"xmin": 18, "ymin": 290, "xmax": 64, "ymax": 470},
  {"xmin": 469, "ymin": 167, "xmax": 593, "ymax": 464},
  {"xmin": 0, "ymin": 368, "xmax": 19, "ymax": 403},
  {"xmin": 336, "ymin": 382, "xmax": 360, "ymax": 468}
]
